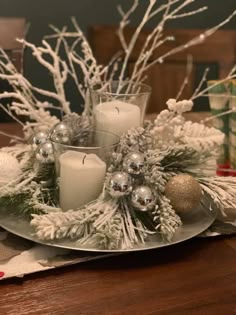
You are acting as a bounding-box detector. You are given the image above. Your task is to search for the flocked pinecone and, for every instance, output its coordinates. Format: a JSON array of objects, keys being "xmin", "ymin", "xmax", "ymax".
[
  {"xmin": 152, "ymin": 195, "xmax": 182, "ymax": 241},
  {"xmin": 120, "ymin": 127, "xmax": 153, "ymax": 155},
  {"xmin": 62, "ymin": 113, "xmax": 91, "ymax": 145},
  {"xmin": 62, "ymin": 113, "xmax": 90, "ymax": 132},
  {"xmin": 108, "ymin": 152, "xmax": 123, "ymax": 172}
]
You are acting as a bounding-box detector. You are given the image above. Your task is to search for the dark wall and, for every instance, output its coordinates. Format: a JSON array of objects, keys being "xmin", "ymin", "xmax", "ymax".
[
  {"xmin": 0, "ymin": 0, "xmax": 235, "ymax": 111},
  {"xmin": 0, "ymin": 0, "xmax": 235, "ymax": 35}
]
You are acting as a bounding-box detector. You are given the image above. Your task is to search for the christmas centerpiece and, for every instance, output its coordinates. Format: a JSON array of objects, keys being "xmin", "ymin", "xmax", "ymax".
[{"xmin": 0, "ymin": 0, "xmax": 236, "ymax": 251}]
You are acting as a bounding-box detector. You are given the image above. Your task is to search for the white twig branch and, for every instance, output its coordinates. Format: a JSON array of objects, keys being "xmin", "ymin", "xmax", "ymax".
[
  {"xmin": 132, "ymin": 9, "xmax": 236, "ymax": 82},
  {"xmin": 191, "ymin": 67, "xmax": 210, "ymax": 99},
  {"xmin": 202, "ymin": 108, "xmax": 236, "ymax": 124},
  {"xmin": 176, "ymin": 54, "xmax": 193, "ymax": 100},
  {"xmin": 118, "ymin": 0, "xmax": 157, "ymax": 86},
  {"xmin": 17, "ymin": 38, "xmax": 71, "ymax": 114},
  {"xmin": 117, "ymin": 0, "xmax": 139, "ymax": 52},
  {"xmin": 192, "ymin": 67, "xmax": 236, "ymax": 101}
]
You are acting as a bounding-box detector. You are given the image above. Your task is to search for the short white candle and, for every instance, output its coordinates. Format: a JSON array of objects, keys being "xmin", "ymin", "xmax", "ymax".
[
  {"xmin": 59, "ymin": 151, "xmax": 106, "ymax": 211},
  {"xmin": 94, "ymin": 100, "xmax": 141, "ymax": 140}
]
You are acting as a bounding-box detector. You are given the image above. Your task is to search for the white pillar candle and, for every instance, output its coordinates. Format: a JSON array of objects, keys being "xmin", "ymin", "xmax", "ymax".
[
  {"xmin": 94, "ymin": 100, "xmax": 141, "ymax": 140},
  {"xmin": 59, "ymin": 151, "xmax": 106, "ymax": 211}
]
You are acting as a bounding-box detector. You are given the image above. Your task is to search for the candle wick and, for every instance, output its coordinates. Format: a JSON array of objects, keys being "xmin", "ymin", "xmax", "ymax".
[
  {"xmin": 115, "ymin": 107, "xmax": 120, "ymax": 114},
  {"xmin": 82, "ymin": 154, "xmax": 86, "ymax": 165}
]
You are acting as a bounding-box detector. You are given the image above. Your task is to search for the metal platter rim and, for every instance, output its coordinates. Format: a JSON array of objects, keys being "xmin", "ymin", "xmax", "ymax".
[{"xmin": 0, "ymin": 203, "xmax": 218, "ymax": 253}]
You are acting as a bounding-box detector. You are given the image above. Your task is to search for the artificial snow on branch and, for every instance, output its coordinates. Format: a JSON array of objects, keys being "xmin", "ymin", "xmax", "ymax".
[
  {"xmin": 0, "ymin": 1, "xmax": 235, "ymax": 250},
  {"xmin": 0, "ymin": 49, "xmax": 60, "ymax": 139},
  {"xmin": 0, "ymin": 0, "xmax": 234, "ymax": 141},
  {"xmin": 116, "ymin": 0, "xmax": 236, "ymax": 91},
  {"xmin": 198, "ymin": 176, "xmax": 236, "ymax": 214},
  {"xmin": 175, "ymin": 121, "xmax": 224, "ymax": 152}
]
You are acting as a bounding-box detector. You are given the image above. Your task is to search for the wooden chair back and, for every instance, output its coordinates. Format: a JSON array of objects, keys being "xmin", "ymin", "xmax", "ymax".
[
  {"xmin": 0, "ymin": 18, "xmax": 26, "ymax": 122},
  {"xmin": 0, "ymin": 18, "xmax": 25, "ymax": 72},
  {"xmin": 89, "ymin": 25, "xmax": 236, "ymax": 113}
]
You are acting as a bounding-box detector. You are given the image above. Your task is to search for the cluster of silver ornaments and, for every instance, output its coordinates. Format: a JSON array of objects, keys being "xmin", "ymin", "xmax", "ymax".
[
  {"xmin": 131, "ymin": 185, "xmax": 156, "ymax": 212},
  {"xmin": 123, "ymin": 152, "xmax": 145, "ymax": 176},
  {"xmin": 106, "ymin": 172, "xmax": 132, "ymax": 197},
  {"xmin": 107, "ymin": 151, "xmax": 156, "ymax": 211},
  {"xmin": 31, "ymin": 122, "xmax": 75, "ymax": 164}
]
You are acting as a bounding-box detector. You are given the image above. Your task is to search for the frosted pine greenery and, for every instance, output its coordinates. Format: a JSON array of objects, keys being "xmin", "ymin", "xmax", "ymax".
[
  {"xmin": 0, "ymin": 1, "xmax": 235, "ymax": 250},
  {"xmin": 152, "ymin": 196, "xmax": 182, "ymax": 241},
  {"xmin": 175, "ymin": 121, "xmax": 224, "ymax": 152},
  {"xmin": 144, "ymin": 145, "xmax": 212, "ymax": 192},
  {"xmin": 151, "ymin": 100, "xmax": 191, "ymax": 149},
  {"xmin": 31, "ymin": 199, "xmax": 122, "ymax": 247},
  {"xmin": 151, "ymin": 100, "xmax": 224, "ymax": 154},
  {"xmin": 2, "ymin": 115, "xmax": 236, "ymax": 249},
  {"xmin": 0, "ymin": 147, "xmax": 59, "ymax": 217},
  {"xmin": 120, "ymin": 127, "xmax": 153, "ymax": 155},
  {"xmin": 198, "ymin": 176, "xmax": 236, "ymax": 213},
  {"xmin": 31, "ymin": 198, "xmax": 154, "ymax": 250}
]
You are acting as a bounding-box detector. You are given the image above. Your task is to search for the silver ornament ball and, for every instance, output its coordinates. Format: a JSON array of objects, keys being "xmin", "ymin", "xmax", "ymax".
[
  {"xmin": 31, "ymin": 131, "xmax": 49, "ymax": 150},
  {"xmin": 107, "ymin": 172, "xmax": 132, "ymax": 197},
  {"xmin": 123, "ymin": 152, "xmax": 145, "ymax": 176},
  {"xmin": 50, "ymin": 122, "xmax": 73, "ymax": 145},
  {"xmin": 165, "ymin": 174, "xmax": 202, "ymax": 214},
  {"xmin": 36, "ymin": 141, "xmax": 54, "ymax": 164},
  {"xmin": 131, "ymin": 185, "xmax": 156, "ymax": 211}
]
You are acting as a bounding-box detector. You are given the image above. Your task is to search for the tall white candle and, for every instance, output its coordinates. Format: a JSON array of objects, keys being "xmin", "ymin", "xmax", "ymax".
[
  {"xmin": 94, "ymin": 100, "xmax": 141, "ymax": 139},
  {"xmin": 59, "ymin": 151, "xmax": 106, "ymax": 211}
]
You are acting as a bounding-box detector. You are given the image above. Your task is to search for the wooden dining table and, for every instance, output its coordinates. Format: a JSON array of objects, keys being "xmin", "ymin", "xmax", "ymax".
[{"xmin": 0, "ymin": 121, "xmax": 235, "ymax": 315}]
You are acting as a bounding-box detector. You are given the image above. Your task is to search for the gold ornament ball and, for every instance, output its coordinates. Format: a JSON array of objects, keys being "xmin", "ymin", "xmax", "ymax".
[{"xmin": 165, "ymin": 174, "xmax": 202, "ymax": 214}]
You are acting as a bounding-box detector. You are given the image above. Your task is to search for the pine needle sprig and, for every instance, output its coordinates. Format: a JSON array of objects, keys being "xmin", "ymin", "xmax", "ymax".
[
  {"xmin": 0, "ymin": 152, "xmax": 59, "ymax": 217},
  {"xmin": 160, "ymin": 145, "xmax": 208, "ymax": 172},
  {"xmin": 31, "ymin": 200, "xmax": 119, "ymax": 244},
  {"xmin": 144, "ymin": 146, "xmax": 203, "ymax": 192},
  {"xmin": 198, "ymin": 176, "xmax": 236, "ymax": 214},
  {"xmin": 175, "ymin": 121, "xmax": 225, "ymax": 152},
  {"xmin": 0, "ymin": 193, "xmax": 45, "ymax": 218},
  {"xmin": 31, "ymin": 196, "xmax": 156, "ymax": 250},
  {"xmin": 145, "ymin": 145, "xmax": 214, "ymax": 183},
  {"xmin": 152, "ymin": 196, "xmax": 182, "ymax": 241}
]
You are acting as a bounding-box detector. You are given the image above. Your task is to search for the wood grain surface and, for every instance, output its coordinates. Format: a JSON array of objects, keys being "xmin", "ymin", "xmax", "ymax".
[
  {"xmin": 0, "ymin": 237, "xmax": 235, "ymax": 315},
  {"xmin": 0, "ymin": 122, "xmax": 235, "ymax": 315}
]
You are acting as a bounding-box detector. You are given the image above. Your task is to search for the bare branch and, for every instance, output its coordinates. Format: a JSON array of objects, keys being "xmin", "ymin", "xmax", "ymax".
[{"xmin": 176, "ymin": 54, "xmax": 193, "ymax": 100}]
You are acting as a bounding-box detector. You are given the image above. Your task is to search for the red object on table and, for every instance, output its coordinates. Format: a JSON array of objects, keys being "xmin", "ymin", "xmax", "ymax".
[
  {"xmin": 217, "ymin": 161, "xmax": 230, "ymax": 176},
  {"xmin": 217, "ymin": 161, "xmax": 236, "ymax": 177},
  {"xmin": 229, "ymin": 166, "xmax": 236, "ymax": 176}
]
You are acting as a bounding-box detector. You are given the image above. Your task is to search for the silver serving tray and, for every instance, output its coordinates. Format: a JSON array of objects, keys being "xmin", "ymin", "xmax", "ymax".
[{"xmin": 0, "ymin": 202, "xmax": 217, "ymax": 253}]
